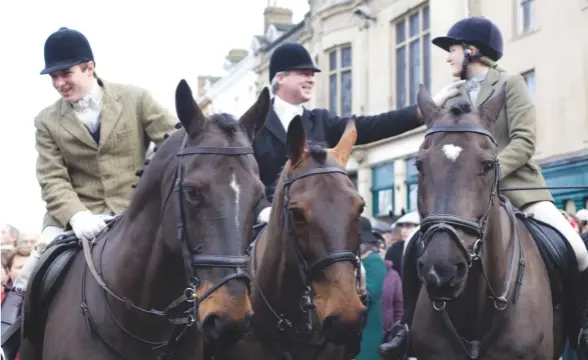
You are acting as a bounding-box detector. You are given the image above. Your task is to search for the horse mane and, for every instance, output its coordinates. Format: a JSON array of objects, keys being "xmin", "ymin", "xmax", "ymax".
[
  {"xmin": 131, "ymin": 113, "xmax": 242, "ymax": 189},
  {"xmin": 209, "ymin": 113, "xmax": 240, "ymax": 138},
  {"xmin": 448, "ymin": 101, "xmax": 473, "ymax": 121}
]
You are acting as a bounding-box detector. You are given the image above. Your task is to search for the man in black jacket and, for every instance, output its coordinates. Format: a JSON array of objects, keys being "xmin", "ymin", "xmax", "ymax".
[{"xmin": 252, "ymin": 42, "xmax": 463, "ymax": 224}]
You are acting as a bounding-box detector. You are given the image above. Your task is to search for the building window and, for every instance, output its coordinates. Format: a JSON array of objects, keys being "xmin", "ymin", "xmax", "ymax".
[
  {"xmin": 372, "ymin": 163, "xmax": 395, "ymax": 217},
  {"xmin": 522, "ymin": 70, "xmax": 536, "ymax": 102},
  {"xmin": 394, "ymin": 4, "xmax": 431, "ymax": 108},
  {"xmin": 518, "ymin": 0, "xmax": 537, "ymax": 35},
  {"xmin": 405, "ymin": 157, "xmax": 419, "ymax": 212},
  {"xmin": 328, "ymin": 45, "xmax": 353, "ymax": 116}
]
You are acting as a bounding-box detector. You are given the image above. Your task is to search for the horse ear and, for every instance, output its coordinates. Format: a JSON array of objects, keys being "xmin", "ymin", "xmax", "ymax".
[
  {"xmin": 417, "ymin": 84, "xmax": 441, "ymax": 128},
  {"xmin": 175, "ymin": 79, "xmax": 206, "ymax": 135},
  {"xmin": 333, "ymin": 118, "xmax": 357, "ymax": 166},
  {"xmin": 239, "ymin": 87, "xmax": 270, "ymax": 140},
  {"xmin": 478, "ymin": 83, "xmax": 507, "ymax": 129},
  {"xmin": 286, "ymin": 115, "xmax": 306, "ymax": 165}
]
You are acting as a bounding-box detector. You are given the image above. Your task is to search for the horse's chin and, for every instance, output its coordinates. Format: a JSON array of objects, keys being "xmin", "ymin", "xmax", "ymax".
[{"xmin": 425, "ymin": 280, "xmax": 466, "ymax": 302}]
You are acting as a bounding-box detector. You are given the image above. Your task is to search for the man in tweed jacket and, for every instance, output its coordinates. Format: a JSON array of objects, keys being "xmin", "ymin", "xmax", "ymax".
[{"xmin": 1, "ymin": 27, "xmax": 177, "ymax": 358}]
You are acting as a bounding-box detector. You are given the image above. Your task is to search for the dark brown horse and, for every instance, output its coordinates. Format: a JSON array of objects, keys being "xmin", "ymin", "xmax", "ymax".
[
  {"xmin": 20, "ymin": 80, "xmax": 270, "ymax": 360},
  {"xmin": 225, "ymin": 115, "xmax": 367, "ymax": 360},
  {"xmin": 410, "ymin": 84, "xmax": 564, "ymax": 359}
]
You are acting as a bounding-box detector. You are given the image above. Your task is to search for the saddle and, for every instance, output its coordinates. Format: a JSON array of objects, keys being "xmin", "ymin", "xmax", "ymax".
[
  {"xmin": 513, "ymin": 205, "xmax": 581, "ymax": 347},
  {"xmin": 21, "ymin": 217, "xmax": 121, "ymax": 342}
]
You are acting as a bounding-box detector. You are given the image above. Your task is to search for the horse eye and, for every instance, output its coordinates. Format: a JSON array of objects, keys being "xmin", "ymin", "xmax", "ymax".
[
  {"xmin": 481, "ymin": 161, "xmax": 495, "ymax": 175},
  {"xmin": 183, "ymin": 186, "xmax": 201, "ymax": 201},
  {"xmin": 415, "ymin": 160, "xmax": 424, "ymax": 174},
  {"xmin": 290, "ymin": 208, "xmax": 306, "ymax": 223}
]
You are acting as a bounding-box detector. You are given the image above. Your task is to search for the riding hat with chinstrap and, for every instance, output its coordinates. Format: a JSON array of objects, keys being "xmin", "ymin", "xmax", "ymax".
[
  {"xmin": 432, "ymin": 16, "xmax": 504, "ymax": 61},
  {"xmin": 269, "ymin": 42, "xmax": 321, "ymax": 83},
  {"xmin": 40, "ymin": 27, "xmax": 94, "ymax": 75}
]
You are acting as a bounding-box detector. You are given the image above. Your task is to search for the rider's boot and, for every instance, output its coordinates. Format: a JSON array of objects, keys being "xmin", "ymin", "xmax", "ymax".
[
  {"xmin": 1, "ymin": 288, "xmax": 25, "ymax": 360},
  {"xmin": 378, "ymin": 232, "xmax": 422, "ymax": 360}
]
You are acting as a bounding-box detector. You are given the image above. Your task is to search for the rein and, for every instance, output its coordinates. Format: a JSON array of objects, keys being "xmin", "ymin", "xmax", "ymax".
[
  {"xmin": 79, "ymin": 134, "xmax": 256, "ymax": 360},
  {"xmin": 419, "ymin": 125, "xmax": 527, "ymax": 359}
]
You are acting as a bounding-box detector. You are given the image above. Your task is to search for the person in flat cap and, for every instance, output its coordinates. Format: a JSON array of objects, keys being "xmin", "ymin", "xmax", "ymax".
[
  {"xmin": 0, "ymin": 27, "xmax": 177, "ymax": 358},
  {"xmin": 379, "ymin": 16, "xmax": 588, "ymax": 359},
  {"xmin": 355, "ymin": 217, "xmax": 387, "ymax": 360},
  {"xmin": 250, "ymin": 42, "xmax": 464, "ymax": 227}
]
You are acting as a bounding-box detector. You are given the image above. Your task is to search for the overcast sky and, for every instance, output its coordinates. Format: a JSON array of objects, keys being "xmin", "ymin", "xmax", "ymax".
[{"xmin": 0, "ymin": 0, "xmax": 309, "ymax": 231}]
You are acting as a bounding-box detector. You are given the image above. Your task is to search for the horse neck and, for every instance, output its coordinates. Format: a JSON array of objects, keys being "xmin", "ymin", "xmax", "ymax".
[
  {"xmin": 255, "ymin": 180, "xmax": 307, "ymax": 321},
  {"xmin": 105, "ymin": 158, "xmax": 186, "ymax": 315}
]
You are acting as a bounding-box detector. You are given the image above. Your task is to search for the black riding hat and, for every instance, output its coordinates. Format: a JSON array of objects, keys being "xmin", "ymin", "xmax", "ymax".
[
  {"xmin": 41, "ymin": 27, "xmax": 94, "ymax": 75},
  {"xmin": 269, "ymin": 42, "xmax": 321, "ymax": 83},
  {"xmin": 359, "ymin": 217, "xmax": 381, "ymax": 245},
  {"xmin": 432, "ymin": 17, "xmax": 504, "ymax": 61}
]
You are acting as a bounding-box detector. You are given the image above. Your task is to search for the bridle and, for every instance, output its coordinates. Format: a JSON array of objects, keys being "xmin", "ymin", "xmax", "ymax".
[
  {"xmin": 251, "ymin": 165, "xmax": 362, "ymax": 349},
  {"xmin": 419, "ymin": 125, "xmax": 500, "ymax": 268},
  {"xmin": 79, "ymin": 132, "xmax": 257, "ymax": 360},
  {"xmin": 416, "ymin": 124, "xmax": 526, "ymax": 359}
]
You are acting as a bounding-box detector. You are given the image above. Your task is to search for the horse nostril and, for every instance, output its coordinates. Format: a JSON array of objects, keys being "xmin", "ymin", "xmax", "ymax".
[
  {"xmin": 456, "ymin": 262, "xmax": 467, "ymax": 278},
  {"xmin": 201, "ymin": 313, "xmax": 231, "ymax": 345},
  {"xmin": 244, "ymin": 312, "xmax": 254, "ymax": 331}
]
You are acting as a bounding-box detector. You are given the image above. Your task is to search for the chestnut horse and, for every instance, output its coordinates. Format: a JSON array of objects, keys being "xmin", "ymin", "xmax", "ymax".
[
  {"xmin": 20, "ymin": 80, "xmax": 270, "ymax": 360},
  {"xmin": 225, "ymin": 116, "xmax": 367, "ymax": 360},
  {"xmin": 410, "ymin": 84, "xmax": 565, "ymax": 359}
]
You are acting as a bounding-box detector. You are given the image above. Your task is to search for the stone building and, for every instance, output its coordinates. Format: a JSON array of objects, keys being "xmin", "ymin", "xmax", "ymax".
[{"xmin": 201, "ymin": 0, "xmax": 588, "ymax": 219}]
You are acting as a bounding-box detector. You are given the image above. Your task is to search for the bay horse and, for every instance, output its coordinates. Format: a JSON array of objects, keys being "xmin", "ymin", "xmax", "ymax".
[
  {"xmin": 20, "ymin": 80, "xmax": 270, "ymax": 360},
  {"xmin": 225, "ymin": 115, "xmax": 367, "ymax": 360},
  {"xmin": 409, "ymin": 84, "xmax": 565, "ymax": 359}
]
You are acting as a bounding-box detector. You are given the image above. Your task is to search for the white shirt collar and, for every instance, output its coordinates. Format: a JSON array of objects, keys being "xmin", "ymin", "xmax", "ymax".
[
  {"xmin": 72, "ymin": 78, "xmax": 103, "ymax": 112},
  {"xmin": 273, "ymin": 95, "xmax": 304, "ymax": 132}
]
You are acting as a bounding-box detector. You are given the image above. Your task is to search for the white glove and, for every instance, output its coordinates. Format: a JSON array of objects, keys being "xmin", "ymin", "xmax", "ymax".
[
  {"xmin": 433, "ymin": 80, "xmax": 466, "ymax": 106},
  {"xmin": 69, "ymin": 210, "xmax": 109, "ymax": 241},
  {"xmin": 257, "ymin": 207, "xmax": 271, "ymax": 224}
]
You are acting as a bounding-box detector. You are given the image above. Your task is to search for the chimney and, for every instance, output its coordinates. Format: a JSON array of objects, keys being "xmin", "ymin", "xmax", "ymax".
[
  {"xmin": 263, "ymin": 6, "xmax": 293, "ymax": 33},
  {"xmin": 226, "ymin": 48, "xmax": 249, "ymax": 64}
]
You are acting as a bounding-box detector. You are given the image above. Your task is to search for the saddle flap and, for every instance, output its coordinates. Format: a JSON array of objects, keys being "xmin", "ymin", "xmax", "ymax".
[{"xmin": 22, "ymin": 234, "xmax": 80, "ymax": 341}]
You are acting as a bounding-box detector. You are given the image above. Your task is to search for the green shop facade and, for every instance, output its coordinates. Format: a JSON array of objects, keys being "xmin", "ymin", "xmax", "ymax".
[{"xmin": 371, "ymin": 153, "xmax": 588, "ymax": 217}]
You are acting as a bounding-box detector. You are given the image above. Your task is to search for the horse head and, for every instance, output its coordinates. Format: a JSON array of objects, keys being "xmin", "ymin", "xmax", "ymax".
[
  {"xmin": 414, "ymin": 83, "xmax": 506, "ymax": 301},
  {"xmin": 268, "ymin": 115, "xmax": 367, "ymax": 345},
  {"xmin": 149, "ymin": 80, "xmax": 269, "ymax": 348}
]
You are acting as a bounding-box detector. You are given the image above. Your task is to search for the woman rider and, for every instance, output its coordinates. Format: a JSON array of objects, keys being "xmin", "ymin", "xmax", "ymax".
[{"xmin": 378, "ymin": 16, "xmax": 588, "ymax": 359}]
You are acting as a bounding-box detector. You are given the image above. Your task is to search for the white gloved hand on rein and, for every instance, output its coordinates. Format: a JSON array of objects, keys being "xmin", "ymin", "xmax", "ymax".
[
  {"xmin": 433, "ymin": 80, "xmax": 466, "ymax": 106},
  {"xmin": 257, "ymin": 207, "xmax": 271, "ymax": 224},
  {"xmin": 69, "ymin": 210, "xmax": 109, "ymax": 241}
]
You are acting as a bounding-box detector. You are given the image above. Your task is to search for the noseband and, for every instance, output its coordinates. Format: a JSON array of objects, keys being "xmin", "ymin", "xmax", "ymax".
[
  {"xmin": 419, "ymin": 125, "xmax": 500, "ymax": 266},
  {"xmin": 174, "ymin": 135, "xmax": 253, "ymax": 307}
]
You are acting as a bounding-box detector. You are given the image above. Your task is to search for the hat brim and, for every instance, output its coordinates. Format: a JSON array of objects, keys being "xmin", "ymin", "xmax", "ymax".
[
  {"xmin": 431, "ymin": 36, "xmax": 462, "ymax": 52},
  {"xmin": 40, "ymin": 59, "xmax": 86, "ymax": 75},
  {"xmin": 285, "ymin": 64, "xmax": 321, "ymax": 73},
  {"xmin": 359, "ymin": 230, "xmax": 380, "ymax": 244}
]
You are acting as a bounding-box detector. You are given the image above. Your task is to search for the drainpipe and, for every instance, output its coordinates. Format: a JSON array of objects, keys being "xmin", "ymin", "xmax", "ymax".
[{"xmin": 464, "ymin": 0, "xmax": 470, "ymax": 17}]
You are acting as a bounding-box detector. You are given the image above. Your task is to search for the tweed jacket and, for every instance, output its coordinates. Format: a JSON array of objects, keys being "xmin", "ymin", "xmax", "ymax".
[
  {"xmin": 35, "ymin": 78, "xmax": 177, "ymax": 229},
  {"xmin": 443, "ymin": 67, "xmax": 553, "ymax": 208}
]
